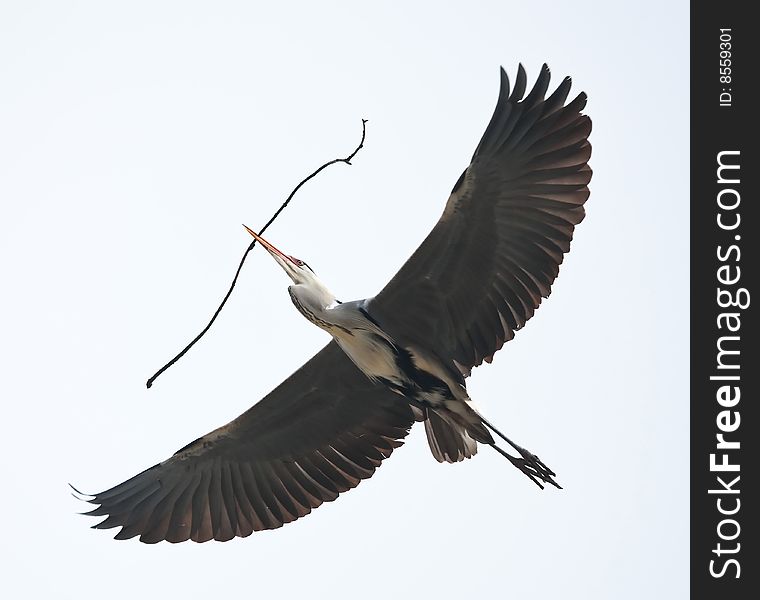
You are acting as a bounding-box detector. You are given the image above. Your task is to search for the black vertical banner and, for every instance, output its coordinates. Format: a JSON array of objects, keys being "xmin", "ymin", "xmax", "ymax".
[{"xmin": 691, "ymin": 3, "xmax": 757, "ymax": 598}]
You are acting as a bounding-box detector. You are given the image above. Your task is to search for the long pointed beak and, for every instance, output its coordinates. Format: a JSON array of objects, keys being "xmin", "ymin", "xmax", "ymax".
[
  {"xmin": 243, "ymin": 225, "xmax": 301, "ymax": 281},
  {"xmin": 243, "ymin": 225, "xmax": 291, "ymax": 261}
]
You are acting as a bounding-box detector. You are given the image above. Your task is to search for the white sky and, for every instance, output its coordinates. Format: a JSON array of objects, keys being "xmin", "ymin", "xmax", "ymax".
[{"xmin": 0, "ymin": 1, "xmax": 689, "ymax": 598}]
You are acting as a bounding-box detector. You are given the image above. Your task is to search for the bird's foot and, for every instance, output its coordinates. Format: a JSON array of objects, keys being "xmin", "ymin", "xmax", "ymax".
[{"xmin": 503, "ymin": 445, "xmax": 562, "ymax": 490}]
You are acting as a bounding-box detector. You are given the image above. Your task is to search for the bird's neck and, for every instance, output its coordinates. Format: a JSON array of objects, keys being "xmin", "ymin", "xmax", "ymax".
[{"xmin": 288, "ymin": 283, "xmax": 341, "ymax": 332}]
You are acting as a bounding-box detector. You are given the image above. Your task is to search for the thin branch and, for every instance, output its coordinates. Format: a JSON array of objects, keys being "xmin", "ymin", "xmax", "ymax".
[{"xmin": 146, "ymin": 119, "xmax": 368, "ymax": 389}]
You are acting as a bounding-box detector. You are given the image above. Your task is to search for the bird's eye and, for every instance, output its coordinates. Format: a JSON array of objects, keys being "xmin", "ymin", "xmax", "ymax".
[{"xmin": 292, "ymin": 257, "xmax": 315, "ymax": 274}]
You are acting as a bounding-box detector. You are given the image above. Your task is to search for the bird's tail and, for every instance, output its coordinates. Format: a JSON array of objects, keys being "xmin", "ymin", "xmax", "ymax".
[{"xmin": 423, "ymin": 407, "xmax": 491, "ymax": 463}]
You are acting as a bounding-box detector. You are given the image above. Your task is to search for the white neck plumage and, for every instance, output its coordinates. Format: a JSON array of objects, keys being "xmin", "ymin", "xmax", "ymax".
[{"xmin": 287, "ymin": 282, "xmax": 343, "ymax": 332}]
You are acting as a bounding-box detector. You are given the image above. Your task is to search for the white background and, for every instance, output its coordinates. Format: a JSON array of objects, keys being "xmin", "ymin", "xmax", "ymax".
[{"xmin": 1, "ymin": 2, "xmax": 688, "ymax": 598}]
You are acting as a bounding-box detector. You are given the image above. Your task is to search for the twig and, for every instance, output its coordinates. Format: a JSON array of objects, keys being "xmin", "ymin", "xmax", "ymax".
[{"xmin": 146, "ymin": 119, "xmax": 368, "ymax": 388}]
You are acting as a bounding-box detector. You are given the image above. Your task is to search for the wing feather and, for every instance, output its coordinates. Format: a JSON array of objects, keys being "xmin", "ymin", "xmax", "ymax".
[
  {"xmin": 79, "ymin": 343, "xmax": 416, "ymax": 542},
  {"xmin": 368, "ymin": 64, "xmax": 592, "ymax": 375}
]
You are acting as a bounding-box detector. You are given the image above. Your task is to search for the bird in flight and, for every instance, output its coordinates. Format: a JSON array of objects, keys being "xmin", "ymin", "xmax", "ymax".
[{"xmin": 77, "ymin": 64, "xmax": 592, "ymax": 543}]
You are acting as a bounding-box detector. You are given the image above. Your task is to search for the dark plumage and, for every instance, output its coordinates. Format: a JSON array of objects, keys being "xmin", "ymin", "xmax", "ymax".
[{"xmin": 77, "ymin": 64, "xmax": 592, "ymax": 543}]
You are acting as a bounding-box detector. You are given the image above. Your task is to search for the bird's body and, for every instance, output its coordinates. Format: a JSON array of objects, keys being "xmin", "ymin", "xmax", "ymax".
[
  {"xmin": 327, "ymin": 302, "xmax": 490, "ymax": 460},
  {"xmin": 288, "ymin": 288, "xmax": 454, "ymax": 405},
  {"xmin": 78, "ymin": 63, "xmax": 592, "ymax": 543},
  {"xmin": 259, "ymin": 244, "xmax": 492, "ymax": 458}
]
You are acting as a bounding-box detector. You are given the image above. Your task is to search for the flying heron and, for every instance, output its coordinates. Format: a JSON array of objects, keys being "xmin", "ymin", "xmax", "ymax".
[{"xmin": 77, "ymin": 64, "xmax": 592, "ymax": 543}]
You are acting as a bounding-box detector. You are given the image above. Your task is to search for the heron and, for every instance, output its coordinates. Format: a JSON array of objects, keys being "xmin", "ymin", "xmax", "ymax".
[{"xmin": 77, "ymin": 64, "xmax": 592, "ymax": 543}]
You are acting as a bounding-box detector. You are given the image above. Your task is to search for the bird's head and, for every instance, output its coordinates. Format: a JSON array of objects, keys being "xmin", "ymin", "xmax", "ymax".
[
  {"xmin": 243, "ymin": 225, "xmax": 337, "ymax": 311},
  {"xmin": 243, "ymin": 225, "xmax": 321, "ymax": 285}
]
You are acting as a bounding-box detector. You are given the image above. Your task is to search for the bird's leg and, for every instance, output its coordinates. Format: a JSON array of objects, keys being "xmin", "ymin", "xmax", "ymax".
[
  {"xmin": 488, "ymin": 444, "xmax": 556, "ymax": 489},
  {"xmin": 480, "ymin": 417, "xmax": 561, "ymax": 490}
]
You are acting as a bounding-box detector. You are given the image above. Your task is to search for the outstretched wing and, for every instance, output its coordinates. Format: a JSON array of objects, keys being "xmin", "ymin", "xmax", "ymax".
[
  {"xmin": 368, "ymin": 64, "xmax": 592, "ymax": 375},
  {"xmin": 79, "ymin": 342, "xmax": 416, "ymax": 543}
]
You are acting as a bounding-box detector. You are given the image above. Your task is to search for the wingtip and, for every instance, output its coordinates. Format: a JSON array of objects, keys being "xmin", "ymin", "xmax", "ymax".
[
  {"xmin": 497, "ymin": 62, "xmax": 555, "ymax": 102},
  {"xmin": 509, "ymin": 63, "xmax": 528, "ymax": 101},
  {"xmin": 576, "ymin": 91, "xmax": 589, "ymax": 111},
  {"xmin": 498, "ymin": 66, "xmax": 510, "ymax": 100},
  {"xmin": 69, "ymin": 483, "xmax": 94, "ymax": 501}
]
